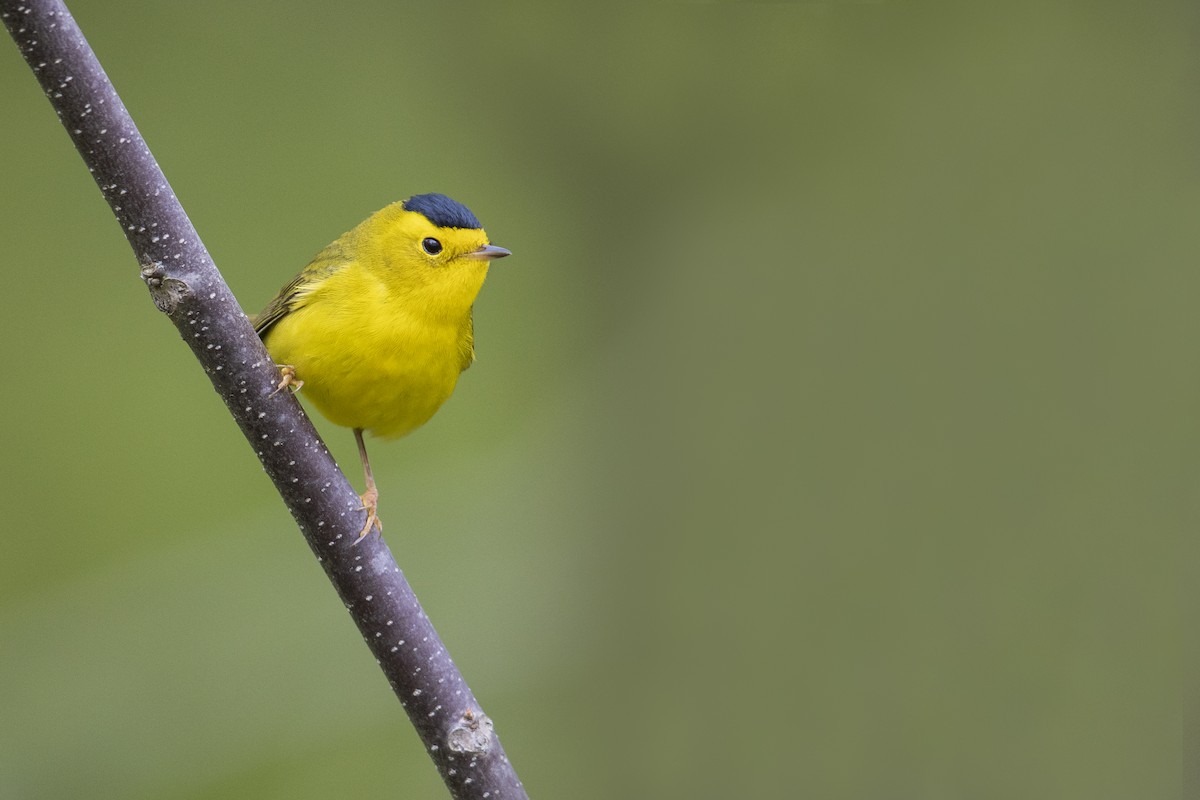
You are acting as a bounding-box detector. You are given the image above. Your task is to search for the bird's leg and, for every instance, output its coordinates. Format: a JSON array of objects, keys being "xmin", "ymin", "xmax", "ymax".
[
  {"xmin": 269, "ymin": 364, "xmax": 304, "ymax": 396},
  {"xmin": 352, "ymin": 427, "xmax": 382, "ymax": 544}
]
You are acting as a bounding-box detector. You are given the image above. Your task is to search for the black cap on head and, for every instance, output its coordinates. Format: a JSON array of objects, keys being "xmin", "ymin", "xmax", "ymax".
[{"xmin": 403, "ymin": 193, "xmax": 482, "ymax": 230}]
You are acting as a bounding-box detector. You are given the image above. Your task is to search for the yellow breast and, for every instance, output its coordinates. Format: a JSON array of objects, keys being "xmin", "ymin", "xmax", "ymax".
[{"xmin": 262, "ymin": 261, "xmax": 475, "ymax": 439}]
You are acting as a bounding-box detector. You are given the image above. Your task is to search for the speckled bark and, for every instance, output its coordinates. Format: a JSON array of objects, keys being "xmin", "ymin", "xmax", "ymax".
[{"xmin": 2, "ymin": 2, "xmax": 527, "ymax": 797}]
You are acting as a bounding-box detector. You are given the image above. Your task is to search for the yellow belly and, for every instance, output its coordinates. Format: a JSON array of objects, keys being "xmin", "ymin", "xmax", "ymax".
[{"xmin": 263, "ymin": 295, "xmax": 467, "ymax": 440}]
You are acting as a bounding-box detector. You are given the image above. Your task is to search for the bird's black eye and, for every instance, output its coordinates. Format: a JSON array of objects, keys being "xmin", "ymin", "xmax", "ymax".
[{"xmin": 421, "ymin": 237, "xmax": 443, "ymax": 255}]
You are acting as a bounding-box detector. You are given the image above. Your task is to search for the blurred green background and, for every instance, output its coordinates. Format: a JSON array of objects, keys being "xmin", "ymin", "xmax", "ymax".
[{"xmin": 0, "ymin": 2, "xmax": 1189, "ymax": 798}]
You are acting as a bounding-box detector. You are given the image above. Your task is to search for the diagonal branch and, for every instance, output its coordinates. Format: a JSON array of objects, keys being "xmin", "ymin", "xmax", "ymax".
[{"xmin": 2, "ymin": 2, "xmax": 527, "ymax": 797}]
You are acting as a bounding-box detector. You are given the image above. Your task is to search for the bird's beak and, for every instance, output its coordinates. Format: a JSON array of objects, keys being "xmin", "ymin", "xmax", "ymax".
[{"xmin": 466, "ymin": 244, "xmax": 512, "ymax": 261}]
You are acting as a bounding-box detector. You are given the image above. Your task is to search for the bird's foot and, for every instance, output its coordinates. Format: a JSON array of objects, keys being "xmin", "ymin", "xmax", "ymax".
[
  {"xmin": 270, "ymin": 364, "xmax": 304, "ymax": 396},
  {"xmin": 353, "ymin": 487, "xmax": 383, "ymax": 545}
]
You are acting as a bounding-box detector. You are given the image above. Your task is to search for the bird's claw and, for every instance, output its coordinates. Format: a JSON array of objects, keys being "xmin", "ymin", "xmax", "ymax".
[
  {"xmin": 352, "ymin": 488, "xmax": 383, "ymax": 545},
  {"xmin": 270, "ymin": 364, "xmax": 304, "ymax": 396}
]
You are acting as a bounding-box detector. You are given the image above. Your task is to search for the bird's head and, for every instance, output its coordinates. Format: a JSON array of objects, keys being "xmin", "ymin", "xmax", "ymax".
[{"xmin": 362, "ymin": 192, "xmax": 510, "ymax": 317}]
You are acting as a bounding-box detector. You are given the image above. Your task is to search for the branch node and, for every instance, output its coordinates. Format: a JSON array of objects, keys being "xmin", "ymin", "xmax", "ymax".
[
  {"xmin": 140, "ymin": 260, "xmax": 190, "ymax": 314},
  {"xmin": 447, "ymin": 708, "xmax": 495, "ymax": 755}
]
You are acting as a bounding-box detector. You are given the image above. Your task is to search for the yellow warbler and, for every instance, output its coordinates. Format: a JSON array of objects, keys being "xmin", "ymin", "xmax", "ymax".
[{"xmin": 252, "ymin": 193, "xmax": 510, "ymax": 541}]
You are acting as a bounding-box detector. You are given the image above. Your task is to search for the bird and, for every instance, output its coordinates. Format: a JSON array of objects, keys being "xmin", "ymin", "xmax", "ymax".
[{"xmin": 252, "ymin": 193, "xmax": 510, "ymax": 542}]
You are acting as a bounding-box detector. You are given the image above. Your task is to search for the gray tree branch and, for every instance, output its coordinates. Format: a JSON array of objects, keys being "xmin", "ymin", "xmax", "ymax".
[{"xmin": 2, "ymin": 2, "xmax": 527, "ymax": 797}]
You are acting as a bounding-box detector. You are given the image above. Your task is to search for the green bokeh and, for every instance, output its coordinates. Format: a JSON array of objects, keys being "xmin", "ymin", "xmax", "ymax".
[{"xmin": 0, "ymin": 3, "xmax": 1189, "ymax": 798}]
